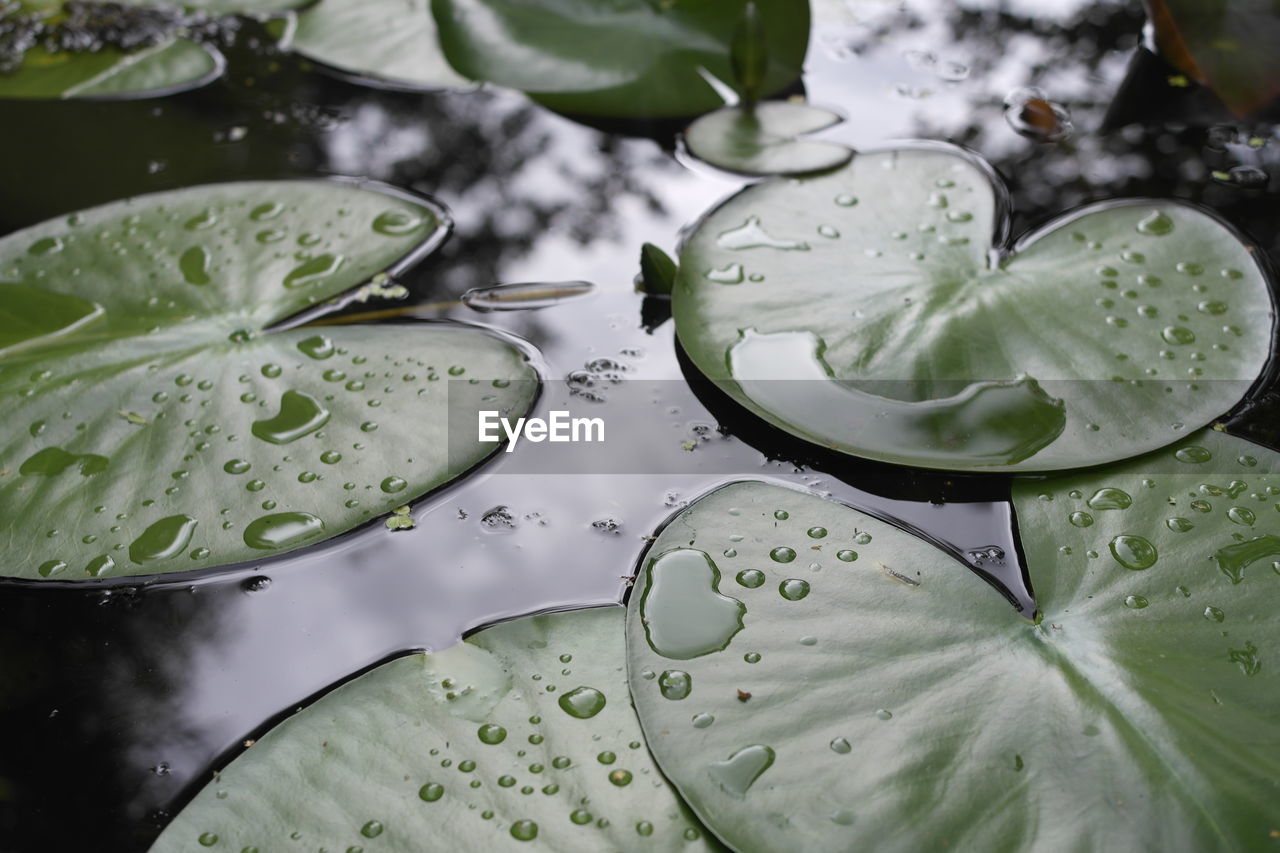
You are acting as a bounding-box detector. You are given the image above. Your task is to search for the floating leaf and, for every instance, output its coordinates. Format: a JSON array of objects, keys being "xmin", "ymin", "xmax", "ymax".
[
  {"xmin": 1144, "ymin": 0, "xmax": 1280, "ymax": 116},
  {"xmin": 292, "ymin": 0, "xmax": 469, "ymax": 89},
  {"xmin": 674, "ymin": 146, "xmax": 1274, "ymax": 471},
  {"xmin": 682, "ymin": 101, "xmax": 853, "ymax": 176},
  {"xmin": 0, "ymin": 181, "xmax": 536, "ymax": 579},
  {"xmin": 151, "ymin": 608, "xmax": 724, "ymax": 852},
  {"xmin": 626, "ymin": 467, "xmax": 1279, "ymax": 852},
  {"xmin": 0, "ymin": 39, "xmax": 222, "ymax": 100},
  {"xmin": 431, "ymin": 0, "xmax": 810, "ymax": 118}
]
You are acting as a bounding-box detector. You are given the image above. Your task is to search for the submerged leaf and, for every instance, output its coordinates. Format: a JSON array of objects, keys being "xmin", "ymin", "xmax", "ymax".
[
  {"xmin": 627, "ymin": 459, "xmax": 1279, "ymax": 852},
  {"xmin": 674, "ymin": 146, "xmax": 1274, "ymax": 471},
  {"xmin": 151, "ymin": 608, "xmax": 725, "ymax": 852},
  {"xmin": 1144, "ymin": 0, "xmax": 1280, "ymax": 116},
  {"xmin": 431, "ymin": 0, "xmax": 810, "ymax": 118},
  {"xmin": 682, "ymin": 101, "xmax": 853, "ymax": 176},
  {"xmin": 0, "ymin": 181, "xmax": 537, "ymax": 579}
]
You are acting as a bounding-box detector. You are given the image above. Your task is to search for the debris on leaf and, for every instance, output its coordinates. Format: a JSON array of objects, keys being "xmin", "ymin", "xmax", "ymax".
[{"xmin": 385, "ymin": 505, "xmax": 415, "ymax": 531}]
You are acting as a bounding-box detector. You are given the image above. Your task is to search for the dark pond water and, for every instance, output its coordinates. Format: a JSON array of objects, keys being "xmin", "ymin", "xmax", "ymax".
[{"xmin": 0, "ymin": 2, "xmax": 1278, "ymax": 851}]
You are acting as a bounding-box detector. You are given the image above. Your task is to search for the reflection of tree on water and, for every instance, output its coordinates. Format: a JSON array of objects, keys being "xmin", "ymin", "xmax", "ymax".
[{"xmin": 0, "ymin": 585, "xmax": 223, "ymax": 852}]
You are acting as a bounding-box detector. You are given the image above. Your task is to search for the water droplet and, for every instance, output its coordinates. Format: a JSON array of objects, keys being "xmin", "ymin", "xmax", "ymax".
[
  {"xmin": 569, "ymin": 809, "xmax": 592, "ymax": 825},
  {"xmin": 692, "ymin": 713, "xmax": 715, "ymax": 728},
  {"xmin": 779, "ymin": 578, "xmax": 810, "ymax": 600},
  {"xmin": 769, "ymin": 546, "xmax": 796, "ymax": 563},
  {"xmin": 297, "ymin": 335, "xmax": 335, "ymax": 359},
  {"xmin": 709, "ymin": 745, "xmax": 775, "ymax": 796},
  {"xmin": 1068, "ymin": 511, "xmax": 1093, "ymax": 528},
  {"xmin": 1213, "ymin": 535, "xmax": 1280, "ymax": 584},
  {"xmin": 830, "ymin": 737, "xmax": 852, "ymax": 754},
  {"xmin": 744, "ymin": 652, "xmax": 761, "ymax": 663},
  {"xmin": 736, "ymin": 569, "xmax": 765, "ymax": 588},
  {"xmin": 37, "ymin": 559, "xmax": 66, "ymax": 577},
  {"xmin": 608, "ymin": 769, "xmax": 632, "ymax": 786},
  {"xmin": 509, "ymin": 820, "xmax": 538, "ymax": 842},
  {"xmin": 1229, "ymin": 641, "xmax": 1260, "ymax": 676},
  {"xmin": 1087, "ymin": 488, "xmax": 1132, "ymax": 510},
  {"xmin": 1175, "ymin": 445, "xmax": 1212, "ymax": 463},
  {"xmin": 875, "ymin": 708, "xmax": 893, "ymax": 720},
  {"xmin": 283, "ymin": 254, "xmax": 344, "ymax": 288},
  {"xmin": 717, "ymin": 216, "xmax": 809, "ymax": 251},
  {"xmin": 1228, "ymin": 506, "xmax": 1255, "ymax": 526},
  {"xmin": 806, "ymin": 526, "xmax": 828, "ymax": 539},
  {"xmin": 419, "ymin": 782, "xmax": 444, "ymax": 801},
  {"xmin": 129, "ymin": 514, "xmax": 197, "ymax": 564},
  {"xmin": 1136, "ymin": 211, "xmax": 1174, "ymax": 236},
  {"xmin": 380, "ymin": 476, "xmax": 407, "ymax": 494},
  {"xmin": 184, "ymin": 209, "xmax": 217, "ymax": 231},
  {"xmin": 1110, "ymin": 535, "xmax": 1157, "ymax": 570},
  {"xmin": 558, "ymin": 686, "xmax": 606, "ymax": 719},
  {"xmin": 252, "ymin": 391, "xmax": 330, "ymax": 444},
  {"xmin": 836, "ymin": 549, "xmax": 857, "ymax": 562},
  {"xmin": 705, "ymin": 263, "xmax": 745, "ymax": 284},
  {"xmin": 641, "ymin": 549, "xmax": 745, "ymax": 659},
  {"xmin": 372, "ymin": 209, "xmax": 425, "ymax": 235},
  {"xmin": 477, "ymin": 724, "xmax": 506, "ymax": 744},
  {"xmin": 1203, "ymin": 606, "xmax": 1225, "ymax": 622},
  {"xmin": 658, "ymin": 670, "xmax": 692, "ymax": 700},
  {"xmin": 1166, "ymin": 517, "xmax": 1194, "ymax": 532},
  {"xmin": 179, "ymin": 246, "xmax": 211, "ymax": 286},
  {"xmin": 1124, "ymin": 595, "xmax": 1149, "ymax": 609},
  {"xmin": 242, "ymin": 512, "xmax": 325, "ymax": 550},
  {"xmin": 198, "ymin": 832, "xmax": 218, "ymax": 847},
  {"xmin": 250, "ymin": 202, "xmax": 283, "ymax": 221}
]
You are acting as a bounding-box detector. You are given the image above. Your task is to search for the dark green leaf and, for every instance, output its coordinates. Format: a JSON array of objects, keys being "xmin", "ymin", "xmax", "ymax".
[
  {"xmin": 431, "ymin": 0, "xmax": 810, "ymax": 118},
  {"xmin": 674, "ymin": 146, "xmax": 1274, "ymax": 471},
  {"xmin": 0, "ymin": 181, "xmax": 537, "ymax": 579},
  {"xmin": 151, "ymin": 608, "xmax": 725, "ymax": 852},
  {"xmin": 627, "ymin": 450, "xmax": 1279, "ymax": 851}
]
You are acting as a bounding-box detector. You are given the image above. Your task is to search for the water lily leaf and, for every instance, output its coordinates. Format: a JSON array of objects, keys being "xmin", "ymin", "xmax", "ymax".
[
  {"xmin": 0, "ymin": 39, "xmax": 222, "ymax": 100},
  {"xmin": 674, "ymin": 146, "xmax": 1274, "ymax": 472},
  {"xmin": 151, "ymin": 608, "xmax": 725, "ymax": 852},
  {"xmin": 1145, "ymin": 0, "xmax": 1280, "ymax": 116},
  {"xmin": 0, "ymin": 180, "xmax": 537, "ymax": 580},
  {"xmin": 626, "ymin": 468, "xmax": 1279, "ymax": 852},
  {"xmin": 431, "ymin": 0, "xmax": 810, "ymax": 118},
  {"xmin": 682, "ymin": 101, "xmax": 853, "ymax": 176},
  {"xmin": 292, "ymin": 0, "xmax": 469, "ymax": 90}
]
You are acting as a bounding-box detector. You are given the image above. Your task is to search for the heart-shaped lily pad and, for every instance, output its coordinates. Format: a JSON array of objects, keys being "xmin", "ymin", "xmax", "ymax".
[
  {"xmin": 151, "ymin": 608, "xmax": 725, "ymax": 852},
  {"xmin": 625, "ymin": 461, "xmax": 1278, "ymax": 851},
  {"xmin": 682, "ymin": 101, "xmax": 853, "ymax": 176},
  {"xmin": 431, "ymin": 0, "xmax": 810, "ymax": 118},
  {"xmin": 292, "ymin": 0, "xmax": 468, "ymax": 90},
  {"xmin": 0, "ymin": 180, "xmax": 537, "ymax": 580},
  {"xmin": 674, "ymin": 146, "xmax": 1275, "ymax": 472}
]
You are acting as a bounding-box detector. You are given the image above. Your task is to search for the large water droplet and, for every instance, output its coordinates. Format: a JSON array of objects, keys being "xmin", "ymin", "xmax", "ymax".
[
  {"xmin": 1086, "ymin": 488, "xmax": 1131, "ymax": 510},
  {"xmin": 242, "ymin": 512, "xmax": 325, "ymax": 550},
  {"xmin": 717, "ymin": 216, "xmax": 809, "ymax": 251},
  {"xmin": 1110, "ymin": 534, "xmax": 1157, "ymax": 570},
  {"xmin": 709, "ymin": 745, "xmax": 775, "ymax": 797},
  {"xmin": 658, "ymin": 670, "xmax": 692, "ymax": 700},
  {"xmin": 1212, "ymin": 535, "xmax": 1280, "ymax": 584},
  {"xmin": 1136, "ymin": 211, "xmax": 1174, "ymax": 236},
  {"xmin": 558, "ymin": 686, "xmax": 606, "ymax": 719},
  {"xmin": 297, "ymin": 335, "xmax": 334, "ymax": 359},
  {"xmin": 129, "ymin": 514, "xmax": 197, "ymax": 564},
  {"xmin": 372, "ymin": 209, "xmax": 425, "ymax": 235},
  {"xmin": 283, "ymin": 253, "xmax": 344, "ymax": 288},
  {"xmin": 779, "ymin": 578, "xmax": 810, "ymax": 600},
  {"xmin": 640, "ymin": 549, "xmax": 745, "ymax": 659},
  {"xmin": 252, "ymin": 391, "xmax": 331, "ymax": 444},
  {"xmin": 179, "ymin": 246, "xmax": 211, "ymax": 286}
]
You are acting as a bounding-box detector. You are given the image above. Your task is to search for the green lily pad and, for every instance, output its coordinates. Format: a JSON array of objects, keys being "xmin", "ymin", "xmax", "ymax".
[
  {"xmin": 151, "ymin": 608, "xmax": 725, "ymax": 852},
  {"xmin": 293, "ymin": 0, "xmax": 469, "ymax": 90},
  {"xmin": 626, "ymin": 462, "xmax": 1279, "ymax": 852},
  {"xmin": 674, "ymin": 146, "xmax": 1274, "ymax": 472},
  {"xmin": 0, "ymin": 39, "xmax": 222, "ymax": 100},
  {"xmin": 683, "ymin": 101, "xmax": 853, "ymax": 176},
  {"xmin": 431, "ymin": 0, "xmax": 810, "ymax": 118},
  {"xmin": 0, "ymin": 180, "xmax": 537, "ymax": 580}
]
